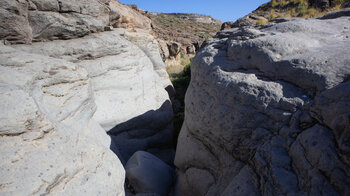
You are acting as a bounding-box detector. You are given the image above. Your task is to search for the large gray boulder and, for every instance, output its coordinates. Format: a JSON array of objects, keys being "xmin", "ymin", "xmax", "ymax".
[
  {"xmin": 126, "ymin": 151, "xmax": 174, "ymax": 195},
  {"xmin": 0, "ymin": 44, "xmax": 125, "ymax": 195},
  {"xmin": 174, "ymin": 12, "xmax": 350, "ymax": 195}
]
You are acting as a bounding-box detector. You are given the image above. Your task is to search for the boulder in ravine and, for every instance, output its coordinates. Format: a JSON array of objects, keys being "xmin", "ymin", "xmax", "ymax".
[
  {"xmin": 158, "ymin": 39, "xmax": 170, "ymax": 61},
  {"xmin": 0, "ymin": 44, "xmax": 125, "ymax": 195},
  {"xmin": 167, "ymin": 42, "xmax": 182, "ymax": 57},
  {"xmin": 174, "ymin": 10, "xmax": 350, "ymax": 196},
  {"xmin": 126, "ymin": 151, "xmax": 174, "ymax": 195}
]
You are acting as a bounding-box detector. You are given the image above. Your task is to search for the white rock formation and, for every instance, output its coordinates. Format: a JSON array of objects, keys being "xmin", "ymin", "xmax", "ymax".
[
  {"xmin": 12, "ymin": 29, "xmax": 173, "ymax": 164},
  {"xmin": 0, "ymin": 45, "xmax": 125, "ymax": 195},
  {"xmin": 0, "ymin": 0, "xmax": 173, "ymax": 195}
]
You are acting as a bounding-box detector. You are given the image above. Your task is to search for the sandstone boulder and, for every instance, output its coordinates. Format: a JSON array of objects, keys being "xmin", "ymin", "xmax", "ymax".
[
  {"xmin": 12, "ymin": 29, "xmax": 174, "ymax": 164},
  {"xmin": 174, "ymin": 11, "xmax": 350, "ymax": 195},
  {"xmin": 0, "ymin": 44, "xmax": 125, "ymax": 195}
]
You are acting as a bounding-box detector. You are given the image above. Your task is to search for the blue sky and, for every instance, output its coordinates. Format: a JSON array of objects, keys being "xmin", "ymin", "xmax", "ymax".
[{"xmin": 118, "ymin": 0, "xmax": 269, "ymax": 22}]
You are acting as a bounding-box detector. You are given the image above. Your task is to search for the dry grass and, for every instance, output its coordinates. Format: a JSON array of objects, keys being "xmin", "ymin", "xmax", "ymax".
[
  {"xmin": 257, "ymin": 19, "xmax": 268, "ymax": 25},
  {"xmin": 254, "ymin": 0, "xmax": 347, "ymax": 20}
]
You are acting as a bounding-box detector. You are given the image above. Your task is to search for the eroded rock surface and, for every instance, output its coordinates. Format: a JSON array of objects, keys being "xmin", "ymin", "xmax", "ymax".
[
  {"xmin": 174, "ymin": 12, "xmax": 350, "ymax": 195},
  {"xmin": 0, "ymin": 0, "xmax": 152, "ymax": 44},
  {"xmin": 0, "ymin": 45, "xmax": 125, "ymax": 195},
  {"xmin": 0, "ymin": 0, "xmax": 173, "ymax": 195}
]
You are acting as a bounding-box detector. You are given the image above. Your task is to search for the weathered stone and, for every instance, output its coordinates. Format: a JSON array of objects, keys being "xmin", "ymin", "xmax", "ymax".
[
  {"xmin": 174, "ymin": 11, "xmax": 350, "ymax": 195},
  {"xmin": 167, "ymin": 42, "xmax": 181, "ymax": 57},
  {"xmin": 320, "ymin": 7, "xmax": 350, "ymax": 19},
  {"xmin": 0, "ymin": 0, "xmax": 176, "ymax": 195},
  {"xmin": 220, "ymin": 21, "xmax": 234, "ymax": 30},
  {"xmin": 186, "ymin": 45, "xmax": 196, "ymax": 54},
  {"xmin": 0, "ymin": 0, "xmax": 32, "ymax": 44},
  {"xmin": 30, "ymin": 0, "xmax": 59, "ymax": 11},
  {"xmin": 0, "ymin": 44, "xmax": 125, "ymax": 195},
  {"xmin": 12, "ymin": 29, "xmax": 174, "ymax": 164},
  {"xmin": 126, "ymin": 151, "xmax": 174, "ymax": 195},
  {"xmin": 125, "ymin": 30, "xmax": 173, "ymax": 89},
  {"xmin": 158, "ymin": 39, "xmax": 170, "ymax": 60},
  {"xmin": 108, "ymin": 0, "xmax": 151, "ymax": 31}
]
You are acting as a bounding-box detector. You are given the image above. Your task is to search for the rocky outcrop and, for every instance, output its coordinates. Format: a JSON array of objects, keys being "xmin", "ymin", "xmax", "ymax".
[
  {"xmin": 0, "ymin": 0, "xmax": 173, "ymax": 195},
  {"xmin": 221, "ymin": 13, "xmax": 268, "ymax": 30},
  {"xmin": 0, "ymin": 44, "xmax": 125, "ymax": 195},
  {"xmin": 109, "ymin": 0, "xmax": 151, "ymax": 31},
  {"xmin": 0, "ymin": 0, "xmax": 152, "ymax": 44},
  {"xmin": 174, "ymin": 12, "xmax": 350, "ymax": 195},
  {"xmin": 12, "ymin": 30, "xmax": 174, "ymax": 165}
]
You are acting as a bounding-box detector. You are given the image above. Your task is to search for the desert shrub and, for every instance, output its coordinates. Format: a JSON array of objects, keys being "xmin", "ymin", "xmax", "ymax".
[
  {"xmin": 270, "ymin": 12, "xmax": 278, "ymax": 19},
  {"xmin": 271, "ymin": 0, "xmax": 278, "ymax": 7},
  {"xmin": 332, "ymin": 0, "xmax": 347, "ymax": 6},
  {"xmin": 304, "ymin": 8, "xmax": 318, "ymax": 17},
  {"xmin": 257, "ymin": 19, "xmax": 268, "ymax": 25},
  {"xmin": 180, "ymin": 52, "xmax": 185, "ymax": 59},
  {"xmin": 277, "ymin": 13, "xmax": 284, "ymax": 18}
]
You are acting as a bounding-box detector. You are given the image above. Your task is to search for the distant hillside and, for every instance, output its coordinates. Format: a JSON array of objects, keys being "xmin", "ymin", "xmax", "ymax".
[
  {"xmin": 147, "ymin": 13, "xmax": 221, "ymax": 46},
  {"xmin": 255, "ymin": 0, "xmax": 349, "ymax": 20},
  {"xmin": 222, "ymin": 0, "xmax": 349, "ymax": 29}
]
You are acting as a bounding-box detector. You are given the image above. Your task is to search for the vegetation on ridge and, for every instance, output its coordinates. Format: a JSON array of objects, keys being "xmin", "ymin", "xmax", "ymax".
[
  {"xmin": 147, "ymin": 13, "xmax": 221, "ymax": 45},
  {"xmin": 255, "ymin": 0, "xmax": 348, "ymax": 19}
]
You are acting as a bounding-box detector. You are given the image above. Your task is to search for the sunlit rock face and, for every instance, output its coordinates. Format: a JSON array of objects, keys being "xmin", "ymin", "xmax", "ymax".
[
  {"xmin": 0, "ymin": 44, "xmax": 125, "ymax": 195},
  {"xmin": 0, "ymin": 0, "xmax": 173, "ymax": 195},
  {"xmin": 174, "ymin": 12, "xmax": 350, "ymax": 196}
]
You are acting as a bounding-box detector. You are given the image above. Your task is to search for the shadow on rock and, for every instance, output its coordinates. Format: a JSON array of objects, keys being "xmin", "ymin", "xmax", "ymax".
[{"xmin": 108, "ymin": 100, "xmax": 175, "ymax": 165}]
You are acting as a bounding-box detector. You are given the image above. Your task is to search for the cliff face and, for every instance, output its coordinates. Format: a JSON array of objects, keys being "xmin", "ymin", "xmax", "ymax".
[
  {"xmin": 0, "ymin": 0, "xmax": 173, "ymax": 195},
  {"xmin": 174, "ymin": 11, "xmax": 350, "ymax": 195}
]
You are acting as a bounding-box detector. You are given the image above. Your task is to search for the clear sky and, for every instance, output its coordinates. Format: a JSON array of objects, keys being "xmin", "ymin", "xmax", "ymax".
[{"xmin": 118, "ymin": 0, "xmax": 270, "ymax": 22}]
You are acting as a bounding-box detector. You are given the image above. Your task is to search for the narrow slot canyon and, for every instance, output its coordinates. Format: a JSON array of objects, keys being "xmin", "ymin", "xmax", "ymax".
[{"xmin": 0, "ymin": 0, "xmax": 350, "ymax": 196}]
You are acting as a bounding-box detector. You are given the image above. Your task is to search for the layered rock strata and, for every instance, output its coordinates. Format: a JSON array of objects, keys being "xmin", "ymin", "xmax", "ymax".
[{"xmin": 175, "ymin": 13, "xmax": 350, "ymax": 195}]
